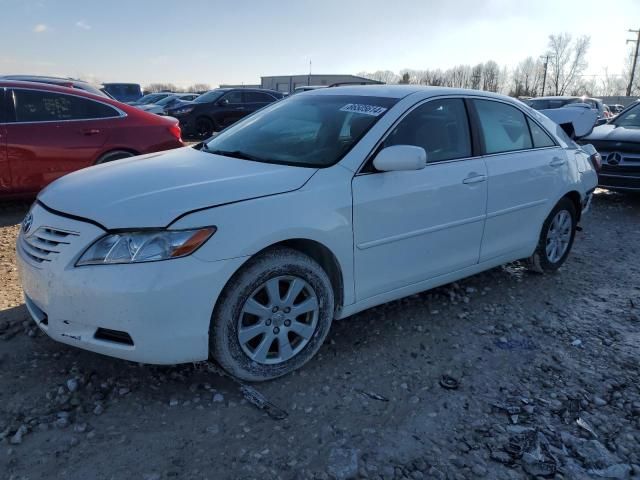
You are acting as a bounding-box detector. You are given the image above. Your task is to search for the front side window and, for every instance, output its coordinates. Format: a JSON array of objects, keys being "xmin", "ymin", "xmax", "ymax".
[
  {"xmin": 12, "ymin": 89, "xmax": 118, "ymax": 122},
  {"xmin": 221, "ymin": 91, "xmax": 243, "ymax": 104},
  {"xmin": 382, "ymin": 98, "xmax": 472, "ymax": 163},
  {"xmin": 203, "ymin": 94, "xmax": 397, "ymax": 168},
  {"xmin": 474, "ymin": 99, "xmax": 532, "ymax": 154}
]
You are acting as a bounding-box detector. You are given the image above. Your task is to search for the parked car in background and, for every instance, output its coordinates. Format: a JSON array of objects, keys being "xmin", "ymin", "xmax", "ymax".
[
  {"xmin": 101, "ymin": 83, "xmax": 143, "ymax": 103},
  {"xmin": 0, "ymin": 81, "xmax": 183, "ymax": 199},
  {"xmin": 16, "ymin": 86, "xmax": 598, "ymax": 381},
  {"xmin": 128, "ymin": 92, "xmax": 174, "ymax": 106},
  {"xmin": 0, "ymin": 75, "xmax": 111, "ymax": 98},
  {"xmin": 166, "ymin": 88, "xmax": 284, "ymax": 138},
  {"xmin": 138, "ymin": 93, "xmax": 200, "ymax": 115},
  {"xmin": 528, "ymin": 96, "xmax": 608, "ymax": 125},
  {"xmin": 608, "ymin": 104, "xmax": 625, "ymax": 115},
  {"xmin": 579, "ymin": 101, "xmax": 640, "ymax": 191}
]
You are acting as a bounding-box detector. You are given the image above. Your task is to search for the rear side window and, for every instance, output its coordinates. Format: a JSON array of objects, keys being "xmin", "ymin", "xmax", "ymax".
[
  {"xmin": 474, "ymin": 100, "xmax": 532, "ymax": 154},
  {"xmin": 245, "ymin": 92, "xmax": 275, "ymax": 103},
  {"xmin": 382, "ymin": 98, "xmax": 472, "ymax": 163},
  {"xmin": 12, "ymin": 89, "xmax": 119, "ymax": 122},
  {"xmin": 527, "ymin": 118, "xmax": 556, "ymax": 148}
]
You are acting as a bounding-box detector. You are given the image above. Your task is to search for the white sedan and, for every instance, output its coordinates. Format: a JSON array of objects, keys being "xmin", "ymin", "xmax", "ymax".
[{"xmin": 17, "ymin": 86, "xmax": 599, "ymax": 381}]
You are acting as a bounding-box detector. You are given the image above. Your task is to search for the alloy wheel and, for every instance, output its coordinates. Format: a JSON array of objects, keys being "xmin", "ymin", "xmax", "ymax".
[
  {"xmin": 545, "ymin": 209, "xmax": 572, "ymax": 263},
  {"xmin": 238, "ymin": 275, "xmax": 319, "ymax": 365}
]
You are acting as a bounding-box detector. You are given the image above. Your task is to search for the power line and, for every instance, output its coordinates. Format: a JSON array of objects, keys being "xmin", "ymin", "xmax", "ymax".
[{"xmin": 626, "ymin": 29, "xmax": 640, "ymax": 96}]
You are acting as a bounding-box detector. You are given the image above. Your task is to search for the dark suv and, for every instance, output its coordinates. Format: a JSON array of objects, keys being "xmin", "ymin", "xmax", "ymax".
[{"xmin": 167, "ymin": 88, "xmax": 283, "ymax": 138}]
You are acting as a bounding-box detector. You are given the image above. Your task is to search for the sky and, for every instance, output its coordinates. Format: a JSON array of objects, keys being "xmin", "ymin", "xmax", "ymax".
[{"xmin": 1, "ymin": 0, "xmax": 639, "ymax": 88}]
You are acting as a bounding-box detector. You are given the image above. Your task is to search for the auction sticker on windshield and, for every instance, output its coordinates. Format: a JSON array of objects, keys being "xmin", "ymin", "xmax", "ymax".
[{"xmin": 340, "ymin": 104, "xmax": 388, "ymax": 116}]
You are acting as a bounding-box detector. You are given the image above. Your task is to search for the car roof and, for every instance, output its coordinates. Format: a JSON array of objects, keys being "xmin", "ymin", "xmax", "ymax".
[
  {"xmin": 0, "ymin": 80, "xmax": 124, "ymax": 103},
  {"xmin": 304, "ymin": 84, "xmax": 522, "ymax": 103},
  {"xmin": 102, "ymin": 82, "xmax": 140, "ymax": 86}
]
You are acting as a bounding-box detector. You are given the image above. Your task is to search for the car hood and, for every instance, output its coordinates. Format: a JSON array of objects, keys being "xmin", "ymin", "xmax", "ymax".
[
  {"xmin": 582, "ymin": 123, "xmax": 640, "ymax": 143},
  {"xmin": 38, "ymin": 147, "xmax": 317, "ymax": 229}
]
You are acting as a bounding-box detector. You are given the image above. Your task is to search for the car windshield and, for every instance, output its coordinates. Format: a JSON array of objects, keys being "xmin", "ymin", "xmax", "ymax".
[
  {"xmin": 156, "ymin": 95, "xmax": 178, "ymax": 106},
  {"xmin": 611, "ymin": 103, "xmax": 640, "ymax": 128},
  {"xmin": 138, "ymin": 94, "xmax": 161, "ymax": 104},
  {"xmin": 202, "ymin": 94, "xmax": 398, "ymax": 168},
  {"xmin": 194, "ymin": 90, "xmax": 226, "ymax": 103}
]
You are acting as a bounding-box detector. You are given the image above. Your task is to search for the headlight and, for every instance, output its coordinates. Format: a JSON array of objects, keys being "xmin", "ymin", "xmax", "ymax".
[
  {"xmin": 171, "ymin": 106, "xmax": 194, "ymax": 116},
  {"xmin": 76, "ymin": 227, "xmax": 215, "ymax": 266}
]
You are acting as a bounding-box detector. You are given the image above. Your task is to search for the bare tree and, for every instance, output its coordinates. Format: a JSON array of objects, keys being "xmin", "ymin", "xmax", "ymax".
[
  {"xmin": 470, "ymin": 64, "xmax": 483, "ymax": 90},
  {"xmin": 357, "ymin": 70, "xmax": 400, "ymax": 84},
  {"xmin": 187, "ymin": 83, "xmax": 211, "ymax": 93},
  {"xmin": 481, "ymin": 61, "xmax": 500, "ymax": 92},
  {"xmin": 145, "ymin": 83, "xmax": 178, "ymax": 93},
  {"xmin": 511, "ymin": 57, "xmax": 543, "ymax": 97},
  {"xmin": 547, "ymin": 33, "xmax": 591, "ymax": 96}
]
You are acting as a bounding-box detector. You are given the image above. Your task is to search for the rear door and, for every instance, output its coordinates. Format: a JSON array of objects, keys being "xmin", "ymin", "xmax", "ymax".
[
  {"xmin": 6, "ymin": 88, "xmax": 117, "ymax": 195},
  {"xmin": 244, "ymin": 91, "xmax": 277, "ymax": 115},
  {"xmin": 471, "ymin": 98, "xmax": 568, "ymax": 262},
  {"xmin": 0, "ymin": 88, "xmax": 9, "ymax": 194}
]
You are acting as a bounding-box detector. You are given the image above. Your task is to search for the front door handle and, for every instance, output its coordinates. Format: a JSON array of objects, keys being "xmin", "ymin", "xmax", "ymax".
[
  {"xmin": 81, "ymin": 128, "xmax": 101, "ymax": 136},
  {"xmin": 462, "ymin": 173, "xmax": 487, "ymax": 185},
  {"xmin": 549, "ymin": 157, "xmax": 566, "ymax": 167}
]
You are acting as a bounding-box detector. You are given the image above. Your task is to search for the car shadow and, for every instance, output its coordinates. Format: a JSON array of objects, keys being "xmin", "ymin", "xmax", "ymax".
[{"xmin": 0, "ymin": 201, "xmax": 30, "ymax": 227}]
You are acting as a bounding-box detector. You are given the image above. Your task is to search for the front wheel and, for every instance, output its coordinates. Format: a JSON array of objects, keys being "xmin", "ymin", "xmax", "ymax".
[
  {"xmin": 527, "ymin": 198, "xmax": 577, "ymax": 273},
  {"xmin": 210, "ymin": 247, "xmax": 334, "ymax": 382}
]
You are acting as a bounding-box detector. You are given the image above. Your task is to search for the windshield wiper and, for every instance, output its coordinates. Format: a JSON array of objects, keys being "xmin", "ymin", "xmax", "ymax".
[{"xmin": 205, "ymin": 149, "xmax": 265, "ymax": 162}]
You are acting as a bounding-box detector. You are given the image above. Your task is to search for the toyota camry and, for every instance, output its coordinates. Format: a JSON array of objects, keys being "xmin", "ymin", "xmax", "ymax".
[{"xmin": 17, "ymin": 86, "xmax": 599, "ymax": 381}]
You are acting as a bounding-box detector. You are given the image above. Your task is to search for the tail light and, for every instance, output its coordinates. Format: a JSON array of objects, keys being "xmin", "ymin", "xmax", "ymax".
[
  {"xmin": 589, "ymin": 152, "xmax": 602, "ymax": 171},
  {"xmin": 168, "ymin": 123, "xmax": 182, "ymax": 143}
]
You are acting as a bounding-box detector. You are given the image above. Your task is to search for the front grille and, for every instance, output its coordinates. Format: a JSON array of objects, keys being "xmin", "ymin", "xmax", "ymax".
[{"xmin": 20, "ymin": 227, "xmax": 79, "ymax": 264}]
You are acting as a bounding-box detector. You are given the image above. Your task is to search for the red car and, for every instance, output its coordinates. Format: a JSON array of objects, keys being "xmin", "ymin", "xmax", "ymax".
[{"xmin": 0, "ymin": 81, "xmax": 183, "ymax": 199}]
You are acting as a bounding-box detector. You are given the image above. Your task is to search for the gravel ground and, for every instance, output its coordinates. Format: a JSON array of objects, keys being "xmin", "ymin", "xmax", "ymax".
[{"xmin": 1, "ymin": 191, "xmax": 639, "ymax": 480}]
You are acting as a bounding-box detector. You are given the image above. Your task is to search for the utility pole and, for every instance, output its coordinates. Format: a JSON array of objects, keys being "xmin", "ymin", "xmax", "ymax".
[
  {"xmin": 540, "ymin": 55, "xmax": 549, "ymax": 97},
  {"xmin": 626, "ymin": 29, "xmax": 640, "ymax": 96}
]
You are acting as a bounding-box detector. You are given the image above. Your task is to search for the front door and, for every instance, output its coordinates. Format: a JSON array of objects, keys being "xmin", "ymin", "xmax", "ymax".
[
  {"xmin": 215, "ymin": 91, "xmax": 246, "ymax": 128},
  {"xmin": 471, "ymin": 99, "xmax": 569, "ymax": 262},
  {"xmin": 6, "ymin": 88, "xmax": 111, "ymax": 195},
  {"xmin": 352, "ymin": 98, "xmax": 488, "ymax": 301}
]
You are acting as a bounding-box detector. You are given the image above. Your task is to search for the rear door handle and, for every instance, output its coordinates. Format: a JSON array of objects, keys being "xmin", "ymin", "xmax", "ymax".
[
  {"xmin": 549, "ymin": 157, "xmax": 566, "ymax": 167},
  {"xmin": 462, "ymin": 173, "xmax": 486, "ymax": 185},
  {"xmin": 81, "ymin": 128, "xmax": 101, "ymax": 136}
]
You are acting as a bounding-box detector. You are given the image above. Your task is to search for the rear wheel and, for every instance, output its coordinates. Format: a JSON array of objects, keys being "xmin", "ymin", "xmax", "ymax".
[
  {"xmin": 210, "ymin": 247, "xmax": 334, "ymax": 382},
  {"xmin": 96, "ymin": 150, "xmax": 135, "ymax": 164},
  {"xmin": 195, "ymin": 117, "xmax": 215, "ymax": 139},
  {"xmin": 527, "ymin": 198, "xmax": 577, "ymax": 273}
]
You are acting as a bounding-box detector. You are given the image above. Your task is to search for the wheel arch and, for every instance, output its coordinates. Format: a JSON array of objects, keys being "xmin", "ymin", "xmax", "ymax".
[
  {"xmin": 217, "ymin": 238, "xmax": 345, "ymax": 317},
  {"xmin": 562, "ymin": 190, "xmax": 582, "ymax": 222},
  {"xmin": 95, "ymin": 148, "xmax": 139, "ymax": 165},
  {"xmin": 265, "ymin": 238, "xmax": 344, "ymax": 314}
]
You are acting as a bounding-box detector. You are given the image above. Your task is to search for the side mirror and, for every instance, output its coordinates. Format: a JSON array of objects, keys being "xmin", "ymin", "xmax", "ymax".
[
  {"xmin": 373, "ymin": 145, "xmax": 427, "ymax": 172},
  {"xmin": 217, "ymin": 98, "xmax": 229, "ymax": 106}
]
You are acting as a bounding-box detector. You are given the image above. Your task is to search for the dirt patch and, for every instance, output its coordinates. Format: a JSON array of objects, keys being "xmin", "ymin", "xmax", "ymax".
[{"xmin": 1, "ymin": 191, "xmax": 639, "ymax": 480}]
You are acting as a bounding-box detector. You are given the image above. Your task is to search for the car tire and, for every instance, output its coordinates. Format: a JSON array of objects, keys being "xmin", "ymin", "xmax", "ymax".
[
  {"xmin": 210, "ymin": 247, "xmax": 334, "ymax": 382},
  {"xmin": 96, "ymin": 150, "xmax": 135, "ymax": 164},
  {"xmin": 195, "ymin": 117, "xmax": 215, "ymax": 139},
  {"xmin": 527, "ymin": 198, "xmax": 577, "ymax": 273}
]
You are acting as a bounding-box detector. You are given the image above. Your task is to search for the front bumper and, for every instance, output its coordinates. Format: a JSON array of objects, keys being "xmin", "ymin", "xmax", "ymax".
[
  {"xmin": 17, "ymin": 204, "xmax": 246, "ymax": 365},
  {"xmin": 597, "ymin": 160, "xmax": 640, "ymax": 191}
]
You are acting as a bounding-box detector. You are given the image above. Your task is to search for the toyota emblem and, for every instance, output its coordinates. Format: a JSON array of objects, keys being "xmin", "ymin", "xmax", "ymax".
[
  {"xmin": 606, "ymin": 152, "xmax": 622, "ymax": 165},
  {"xmin": 22, "ymin": 212, "xmax": 33, "ymax": 234}
]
